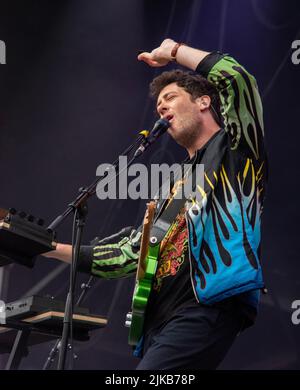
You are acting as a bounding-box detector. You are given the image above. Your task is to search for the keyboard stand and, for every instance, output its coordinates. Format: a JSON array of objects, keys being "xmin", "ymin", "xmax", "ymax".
[
  {"xmin": 5, "ymin": 329, "xmax": 31, "ymax": 370},
  {"xmin": 1, "ymin": 311, "xmax": 107, "ymax": 370}
]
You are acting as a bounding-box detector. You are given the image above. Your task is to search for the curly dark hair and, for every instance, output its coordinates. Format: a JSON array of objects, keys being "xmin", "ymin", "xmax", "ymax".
[{"xmin": 150, "ymin": 69, "xmax": 223, "ymax": 125}]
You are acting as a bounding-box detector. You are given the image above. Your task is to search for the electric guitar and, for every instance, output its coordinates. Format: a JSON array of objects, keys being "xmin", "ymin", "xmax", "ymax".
[{"xmin": 125, "ymin": 201, "xmax": 160, "ymax": 346}]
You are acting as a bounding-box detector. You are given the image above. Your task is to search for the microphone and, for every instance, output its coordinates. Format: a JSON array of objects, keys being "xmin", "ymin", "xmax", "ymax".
[{"xmin": 134, "ymin": 118, "xmax": 170, "ymax": 157}]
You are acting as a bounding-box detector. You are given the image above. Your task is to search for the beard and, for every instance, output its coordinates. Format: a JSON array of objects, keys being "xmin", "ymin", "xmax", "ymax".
[{"xmin": 168, "ymin": 116, "xmax": 201, "ymax": 149}]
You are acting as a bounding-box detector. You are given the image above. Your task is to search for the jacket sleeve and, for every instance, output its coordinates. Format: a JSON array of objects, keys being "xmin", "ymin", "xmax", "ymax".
[
  {"xmin": 196, "ymin": 52, "xmax": 265, "ymax": 160},
  {"xmin": 77, "ymin": 226, "xmax": 140, "ymax": 279}
]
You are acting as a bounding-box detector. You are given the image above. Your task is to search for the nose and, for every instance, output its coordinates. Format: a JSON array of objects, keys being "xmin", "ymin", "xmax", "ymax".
[{"xmin": 158, "ymin": 103, "xmax": 169, "ymax": 118}]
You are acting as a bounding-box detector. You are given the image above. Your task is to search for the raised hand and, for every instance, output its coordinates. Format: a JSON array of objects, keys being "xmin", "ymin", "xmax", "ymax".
[{"xmin": 137, "ymin": 38, "xmax": 177, "ymax": 67}]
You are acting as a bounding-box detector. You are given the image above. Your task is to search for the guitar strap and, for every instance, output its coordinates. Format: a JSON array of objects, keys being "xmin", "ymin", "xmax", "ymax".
[
  {"xmin": 148, "ymin": 150, "xmax": 199, "ymax": 247},
  {"xmin": 147, "ymin": 129, "xmax": 227, "ymax": 248}
]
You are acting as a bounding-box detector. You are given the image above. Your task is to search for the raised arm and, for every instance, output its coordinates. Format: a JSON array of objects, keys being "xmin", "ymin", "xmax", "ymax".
[
  {"xmin": 138, "ymin": 39, "xmax": 265, "ymax": 160},
  {"xmin": 138, "ymin": 38, "xmax": 210, "ymax": 70}
]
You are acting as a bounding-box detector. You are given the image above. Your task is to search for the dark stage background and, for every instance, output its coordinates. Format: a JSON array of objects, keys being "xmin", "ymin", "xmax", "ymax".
[{"xmin": 0, "ymin": 0, "xmax": 300, "ymax": 370}]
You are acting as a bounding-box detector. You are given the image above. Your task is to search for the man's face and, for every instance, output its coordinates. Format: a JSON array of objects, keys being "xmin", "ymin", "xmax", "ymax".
[{"xmin": 156, "ymin": 82, "xmax": 203, "ymax": 147}]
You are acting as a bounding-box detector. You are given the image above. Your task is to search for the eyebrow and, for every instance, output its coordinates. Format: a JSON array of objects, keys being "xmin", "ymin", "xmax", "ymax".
[{"xmin": 156, "ymin": 91, "xmax": 177, "ymax": 109}]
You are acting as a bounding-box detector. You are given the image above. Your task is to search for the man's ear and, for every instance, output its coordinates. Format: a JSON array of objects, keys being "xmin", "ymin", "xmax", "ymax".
[{"xmin": 196, "ymin": 95, "xmax": 211, "ymax": 111}]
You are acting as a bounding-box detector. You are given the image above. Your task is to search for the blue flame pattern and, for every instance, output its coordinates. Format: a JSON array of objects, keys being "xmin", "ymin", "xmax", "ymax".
[{"xmin": 187, "ymin": 54, "xmax": 267, "ymax": 305}]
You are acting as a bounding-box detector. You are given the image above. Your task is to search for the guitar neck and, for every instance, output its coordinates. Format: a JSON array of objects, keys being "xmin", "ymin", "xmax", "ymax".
[{"xmin": 136, "ymin": 202, "xmax": 156, "ymax": 281}]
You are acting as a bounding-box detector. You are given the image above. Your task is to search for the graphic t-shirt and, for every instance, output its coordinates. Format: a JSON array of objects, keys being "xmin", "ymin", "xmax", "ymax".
[{"xmin": 143, "ymin": 208, "xmax": 197, "ymax": 336}]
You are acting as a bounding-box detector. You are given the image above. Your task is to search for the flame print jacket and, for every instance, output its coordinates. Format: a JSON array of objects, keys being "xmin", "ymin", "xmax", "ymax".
[{"xmin": 185, "ymin": 51, "xmax": 267, "ymax": 307}]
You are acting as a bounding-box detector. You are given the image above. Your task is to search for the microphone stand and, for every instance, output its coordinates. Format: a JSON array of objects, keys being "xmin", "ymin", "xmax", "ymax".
[{"xmin": 46, "ymin": 133, "xmax": 146, "ymax": 370}]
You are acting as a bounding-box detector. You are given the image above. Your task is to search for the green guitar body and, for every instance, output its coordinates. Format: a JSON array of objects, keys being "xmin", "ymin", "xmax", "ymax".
[{"xmin": 127, "ymin": 243, "xmax": 160, "ymax": 346}]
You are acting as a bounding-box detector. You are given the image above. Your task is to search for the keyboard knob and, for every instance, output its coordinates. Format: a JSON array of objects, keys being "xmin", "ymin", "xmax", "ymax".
[
  {"xmin": 37, "ymin": 218, "xmax": 44, "ymax": 226},
  {"xmin": 27, "ymin": 215, "xmax": 35, "ymax": 222}
]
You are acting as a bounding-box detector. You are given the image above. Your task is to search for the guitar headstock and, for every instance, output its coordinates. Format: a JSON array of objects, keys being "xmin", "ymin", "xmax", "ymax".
[{"xmin": 143, "ymin": 201, "xmax": 156, "ymax": 227}]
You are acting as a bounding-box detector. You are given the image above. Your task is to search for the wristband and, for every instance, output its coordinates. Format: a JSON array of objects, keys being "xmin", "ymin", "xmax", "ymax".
[{"xmin": 170, "ymin": 42, "xmax": 186, "ymax": 62}]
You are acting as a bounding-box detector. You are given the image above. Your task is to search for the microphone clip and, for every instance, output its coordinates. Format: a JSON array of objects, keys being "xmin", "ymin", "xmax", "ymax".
[{"xmin": 134, "ymin": 118, "xmax": 170, "ymax": 158}]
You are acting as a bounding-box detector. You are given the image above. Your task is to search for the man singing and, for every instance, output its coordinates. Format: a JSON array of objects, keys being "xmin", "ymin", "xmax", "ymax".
[{"xmin": 44, "ymin": 38, "xmax": 267, "ymax": 369}]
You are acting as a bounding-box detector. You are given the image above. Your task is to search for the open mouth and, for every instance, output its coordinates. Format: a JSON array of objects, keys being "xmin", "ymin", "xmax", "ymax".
[{"xmin": 166, "ymin": 114, "xmax": 174, "ymax": 123}]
